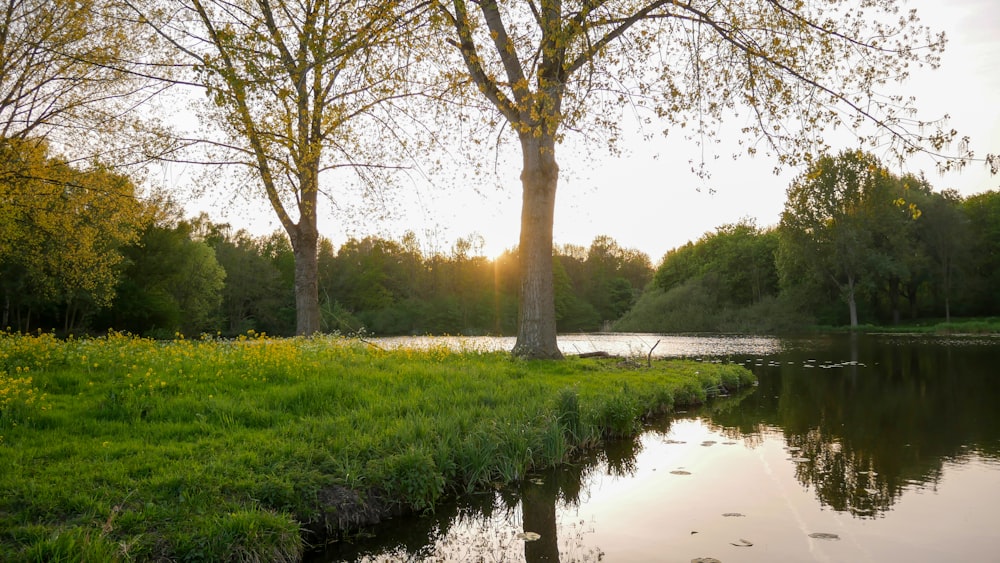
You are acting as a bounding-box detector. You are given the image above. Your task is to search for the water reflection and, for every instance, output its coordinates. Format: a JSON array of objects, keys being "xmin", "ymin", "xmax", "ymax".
[
  {"xmin": 316, "ymin": 431, "xmax": 649, "ymax": 562},
  {"xmin": 715, "ymin": 334, "xmax": 1000, "ymax": 518},
  {"xmin": 372, "ymin": 333, "xmax": 783, "ymax": 359},
  {"xmin": 315, "ymin": 334, "xmax": 1000, "ymax": 562}
]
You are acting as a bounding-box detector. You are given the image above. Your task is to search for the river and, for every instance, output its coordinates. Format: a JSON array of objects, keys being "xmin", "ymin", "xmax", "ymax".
[{"xmin": 315, "ymin": 333, "xmax": 1000, "ymax": 562}]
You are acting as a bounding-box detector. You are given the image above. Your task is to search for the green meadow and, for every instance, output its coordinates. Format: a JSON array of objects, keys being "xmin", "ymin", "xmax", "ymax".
[{"xmin": 0, "ymin": 332, "xmax": 753, "ymax": 561}]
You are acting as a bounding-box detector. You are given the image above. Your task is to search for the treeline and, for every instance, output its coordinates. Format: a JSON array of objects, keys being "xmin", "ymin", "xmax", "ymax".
[
  {"xmin": 318, "ymin": 234, "xmax": 651, "ymax": 336},
  {"xmin": 619, "ymin": 150, "xmax": 1000, "ymax": 333},
  {"xmin": 9, "ymin": 143, "xmax": 998, "ymax": 337},
  {"xmin": 1, "ymin": 143, "xmax": 653, "ymax": 336}
]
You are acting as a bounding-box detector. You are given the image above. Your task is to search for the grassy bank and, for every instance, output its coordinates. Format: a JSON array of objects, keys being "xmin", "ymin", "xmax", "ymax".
[
  {"xmin": 0, "ymin": 332, "xmax": 753, "ymax": 562},
  {"xmin": 815, "ymin": 317, "xmax": 1000, "ymax": 334}
]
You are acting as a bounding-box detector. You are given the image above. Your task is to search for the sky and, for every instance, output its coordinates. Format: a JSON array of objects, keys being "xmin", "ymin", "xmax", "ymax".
[{"xmin": 183, "ymin": 0, "xmax": 1000, "ymax": 264}]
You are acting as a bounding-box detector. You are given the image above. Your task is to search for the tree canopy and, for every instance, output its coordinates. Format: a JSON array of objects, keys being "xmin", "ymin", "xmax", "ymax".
[
  {"xmin": 778, "ymin": 150, "xmax": 915, "ymax": 327},
  {"xmin": 431, "ymin": 0, "xmax": 967, "ymax": 357},
  {"xmin": 0, "ymin": 139, "xmax": 146, "ymax": 331},
  {"xmin": 126, "ymin": 0, "xmax": 418, "ymax": 335},
  {"xmin": 623, "ymin": 151, "xmax": 991, "ymax": 332},
  {"xmin": 0, "ymin": 0, "xmax": 158, "ymax": 170}
]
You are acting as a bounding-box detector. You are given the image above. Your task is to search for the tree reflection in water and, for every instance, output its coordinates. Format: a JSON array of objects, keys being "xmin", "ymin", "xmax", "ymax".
[
  {"xmin": 708, "ymin": 333, "xmax": 1000, "ymax": 519},
  {"xmin": 518, "ymin": 434, "xmax": 641, "ymax": 562}
]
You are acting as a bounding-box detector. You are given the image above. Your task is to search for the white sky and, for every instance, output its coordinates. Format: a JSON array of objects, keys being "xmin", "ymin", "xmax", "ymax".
[{"xmin": 184, "ymin": 0, "xmax": 1000, "ymax": 264}]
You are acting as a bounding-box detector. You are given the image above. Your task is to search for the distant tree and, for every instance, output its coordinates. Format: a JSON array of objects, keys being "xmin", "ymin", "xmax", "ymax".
[
  {"xmin": 333, "ymin": 237, "xmax": 408, "ymax": 313},
  {"xmin": 702, "ymin": 221, "xmax": 777, "ymax": 307},
  {"xmin": 105, "ymin": 216, "xmax": 226, "ymax": 336},
  {"xmin": 655, "ymin": 219, "xmax": 777, "ymax": 308},
  {"xmin": 444, "ymin": 233, "xmax": 496, "ymax": 332},
  {"xmin": 553, "ymin": 256, "xmax": 600, "ymax": 332},
  {"xmin": 212, "ymin": 229, "xmax": 295, "ymax": 335},
  {"xmin": 961, "ymin": 191, "xmax": 1000, "ymax": 316},
  {"xmin": 0, "ymin": 140, "xmax": 145, "ymax": 332},
  {"xmin": 778, "ymin": 151, "xmax": 911, "ymax": 327},
  {"xmin": 654, "ymin": 242, "xmax": 700, "ymax": 294},
  {"xmin": 616, "ymin": 248, "xmax": 655, "ymax": 297},
  {"xmin": 869, "ymin": 174, "xmax": 935, "ymax": 324},
  {"xmin": 918, "ymin": 189, "xmax": 968, "ymax": 322},
  {"xmin": 582, "ymin": 236, "xmax": 652, "ymax": 323}
]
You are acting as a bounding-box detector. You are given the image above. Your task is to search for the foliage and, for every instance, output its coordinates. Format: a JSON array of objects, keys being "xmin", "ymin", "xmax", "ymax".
[
  {"xmin": 0, "ymin": 331, "xmax": 753, "ymax": 560},
  {"xmin": 211, "ymin": 229, "xmax": 296, "ymax": 336},
  {"xmin": 655, "ymin": 219, "xmax": 778, "ymax": 307},
  {"xmin": 552, "ymin": 237, "xmax": 655, "ymax": 332},
  {"xmin": 316, "ymin": 233, "xmax": 651, "ymax": 337},
  {"xmin": 0, "ymin": 0, "xmax": 150, "ymax": 149},
  {"xmin": 553, "ymin": 257, "xmax": 601, "ymax": 332},
  {"xmin": 624, "ymin": 149, "xmax": 995, "ymax": 333},
  {"xmin": 129, "ymin": 0, "xmax": 419, "ymax": 336},
  {"xmin": 615, "ymin": 280, "xmax": 719, "ymax": 333},
  {"xmin": 430, "ymin": 0, "xmax": 962, "ymax": 357},
  {"xmin": 99, "ymin": 217, "xmax": 226, "ymax": 337},
  {"xmin": 778, "ymin": 151, "xmax": 915, "ymax": 327},
  {"xmin": 578, "ymin": 236, "xmax": 652, "ymax": 323},
  {"xmin": 620, "ymin": 218, "xmax": 786, "ymax": 333},
  {"xmin": 960, "ymin": 191, "xmax": 1000, "ymax": 315},
  {"xmin": 0, "ymin": 140, "xmax": 146, "ymax": 332}
]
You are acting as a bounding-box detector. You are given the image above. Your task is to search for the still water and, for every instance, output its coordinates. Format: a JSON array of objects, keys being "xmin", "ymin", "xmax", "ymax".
[
  {"xmin": 372, "ymin": 333, "xmax": 782, "ymax": 359},
  {"xmin": 319, "ymin": 333, "xmax": 1000, "ymax": 562}
]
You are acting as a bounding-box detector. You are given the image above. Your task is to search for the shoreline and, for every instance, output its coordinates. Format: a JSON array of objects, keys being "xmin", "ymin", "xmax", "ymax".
[
  {"xmin": 0, "ymin": 333, "xmax": 754, "ymax": 561},
  {"xmin": 299, "ymin": 373, "xmax": 753, "ymax": 556}
]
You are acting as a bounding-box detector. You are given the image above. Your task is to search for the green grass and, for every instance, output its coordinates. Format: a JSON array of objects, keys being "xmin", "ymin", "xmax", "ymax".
[
  {"xmin": 0, "ymin": 331, "xmax": 753, "ymax": 561},
  {"xmin": 813, "ymin": 317, "xmax": 1000, "ymax": 334}
]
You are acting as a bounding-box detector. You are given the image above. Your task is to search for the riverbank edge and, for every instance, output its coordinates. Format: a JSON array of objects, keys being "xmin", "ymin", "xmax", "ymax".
[
  {"xmin": 822, "ymin": 317, "xmax": 1000, "ymax": 334},
  {"xmin": 297, "ymin": 359, "xmax": 755, "ymax": 557}
]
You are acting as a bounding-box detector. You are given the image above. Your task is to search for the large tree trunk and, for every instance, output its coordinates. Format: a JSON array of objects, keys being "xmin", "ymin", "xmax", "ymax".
[
  {"xmin": 512, "ymin": 136, "xmax": 563, "ymax": 359},
  {"xmin": 289, "ymin": 225, "xmax": 321, "ymax": 336}
]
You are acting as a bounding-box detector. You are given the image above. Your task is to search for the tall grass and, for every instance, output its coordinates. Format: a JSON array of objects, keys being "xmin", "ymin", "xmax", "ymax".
[{"xmin": 0, "ymin": 331, "xmax": 753, "ymax": 561}]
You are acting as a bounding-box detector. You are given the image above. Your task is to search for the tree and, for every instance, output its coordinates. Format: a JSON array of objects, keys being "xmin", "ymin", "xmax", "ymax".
[
  {"xmin": 129, "ymin": 0, "xmax": 414, "ymax": 335},
  {"xmin": 917, "ymin": 189, "xmax": 967, "ymax": 322},
  {"xmin": 212, "ymin": 229, "xmax": 296, "ymax": 335},
  {"xmin": 332, "ymin": 237, "xmax": 407, "ymax": 313},
  {"xmin": 580, "ymin": 236, "xmax": 651, "ymax": 323},
  {"xmin": 654, "ymin": 242, "xmax": 700, "ymax": 294},
  {"xmin": 869, "ymin": 174, "xmax": 933, "ymax": 324},
  {"xmin": 432, "ymin": 0, "xmax": 964, "ymax": 357},
  {"xmin": 104, "ymin": 216, "xmax": 226, "ymax": 337},
  {"xmin": 0, "ymin": 139, "xmax": 145, "ymax": 332},
  {"xmin": 961, "ymin": 191, "xmax": 1000, "ymax": 316},
  {"xmin": 553, "ymin": 255, "xmax": 600, "ymax": 332},
  {"xmin": 0, "ymin": 0, "xmax": 149, "ymax": 146},
  {"xmin": 656, "ymin": 219, "xmax": 778, "ymax": 308},
  {"xmin": 778, "ymin": 151, "xmax": 907, "ymax": 327}
]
